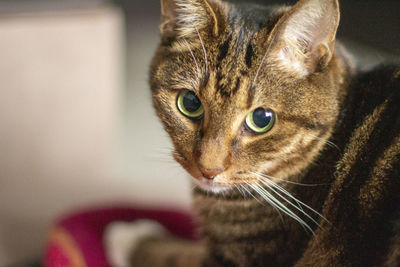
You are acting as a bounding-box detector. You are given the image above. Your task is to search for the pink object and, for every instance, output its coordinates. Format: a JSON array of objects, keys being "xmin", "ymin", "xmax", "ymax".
[
  {"xmin": 46, "ymin": 243, "xmax": 72, "ymax": 266},
  {"xmin": 44, "ymin": 206, "xmax": 198, "ymax": 267}
]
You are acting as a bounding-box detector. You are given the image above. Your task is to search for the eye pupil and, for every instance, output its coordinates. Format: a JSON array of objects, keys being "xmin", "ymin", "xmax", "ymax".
[
  {"xmin": 252, "ymin": 108, "xmax": 272, "ymax": 128},
  {"xmin": 245, "ymin": 107, "xmax": 275, "ymax": 134},
  {"xmin": 177, "ymin": 90, "xmax": 204, "ymax": 119},
  {"xmin": 182, "ymin": 91, "xmax": 201, "ymax": 112}
]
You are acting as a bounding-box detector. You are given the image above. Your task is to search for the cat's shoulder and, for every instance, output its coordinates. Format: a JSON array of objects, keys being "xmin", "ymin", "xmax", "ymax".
[
  {"xmin": 352, "ymin": 63, "xmax": 400, "ymax": 98},
  {"xmin": 347, "ymin": 62, "xmax": 400, "ymax": 127},
  {"xmin": 335, "ymin": 62, "xmax": 400, "ymax": 185}
]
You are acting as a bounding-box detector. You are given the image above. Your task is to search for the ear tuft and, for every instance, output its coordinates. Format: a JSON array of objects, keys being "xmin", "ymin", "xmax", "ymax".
[
  {"xmin": 161, "ymin": 0, "xmax": 219, "ymax": 38},
  {"xmin": 267, "ymin": 0, "xmax": 340, "ymax": 77}
]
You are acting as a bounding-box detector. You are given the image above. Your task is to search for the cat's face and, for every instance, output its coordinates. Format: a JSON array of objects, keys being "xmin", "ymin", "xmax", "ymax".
[{"xmin": 150, "ymin": 0, "xmax": 346, "ymax": 192}]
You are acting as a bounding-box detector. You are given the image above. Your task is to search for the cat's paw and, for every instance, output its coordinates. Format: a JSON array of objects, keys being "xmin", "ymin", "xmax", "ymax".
[{"xmin": 104, "ymin": 219, "xmax": 167, "ymax": 267}]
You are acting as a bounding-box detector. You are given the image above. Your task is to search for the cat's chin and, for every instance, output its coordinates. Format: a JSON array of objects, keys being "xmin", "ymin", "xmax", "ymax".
[{"xmin": 191, "ymin": 177, "xmax": 232, "ymax": 194}]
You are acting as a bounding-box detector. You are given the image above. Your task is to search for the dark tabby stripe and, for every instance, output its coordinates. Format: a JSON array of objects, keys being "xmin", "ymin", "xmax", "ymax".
[
  {"xmin": 232, "ymin": 77, "xmax": 241, "ymax": 95},
  {"xmin": 217, "ymin": 35, "xmax": 232, "ymax": 63},
  {"xmin": 246, "ymin": 84, "xmax": 255, "ymax": 109},
  {"xmin": 279, "ymin": 113, "xmax": 329, "ymax": 131},
  {"xmin": 245, "ymin": 43, "xmax": 254, "ymax": 68}
]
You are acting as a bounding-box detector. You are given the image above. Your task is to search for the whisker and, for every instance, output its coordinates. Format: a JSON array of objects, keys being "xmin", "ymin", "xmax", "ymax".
[
  {"xmin": 195, "ymin": 27, "xmax": 208, "ymax": 75},
  {"xmin": 258, "ymin": 179, "xmax": 322, "ymax": 228},
  {"xmin": 307, "ymin": 133, "xmax": 340, "ymax": 151},
  {"xmin": 241, "ymin": 182, "xmax": 266, "ymax": 206},
  {"xmin": 254, "ymin": 183, "xmax": 313, "ymax": 234},
  {"xmin": 234, "ymin": 184, "xmax": 241, "ymax": 195},
  {"xmin": 252, "ymin": 172, "xmax": 305, "ymax": 213},
  {"xmin": 253, "ymin": 171, "xmax": 325, "ymax": 187},
  {"xmin": 263, "ymin": 178, "xmax": 305, "ymax": 213},
  {"xmin": 147, "ymin": 153, "xmax": 176, "ymax": 159},
  {"xmin": 251, "ymin": 30, "xmax": 277, "ymax": 90},
  {"xmin": 252, "ymin": 172, "xmax": 329, "ymax": 225},
  {"xmin": 245, "ymin": 182, "xmax": 285, "ymax": 223},
  {"xmin": 143, "ymin": 157, "xmax": 177, "ymax": 163},
  {"xmin": 235, "ymin": 184, "xmax": 246, "ymax": 198},
  {"xmin": 250, "ymin": 183, "xmax": 313, "ymax": 234},
  {"xmin": 149, "ymin": 147, "xmax": 174, "ymax": 152},
  {"xmin": 143, "ymin": 153, "xmax": 179, "ymax": 163},
  {"xmin": 183, "ymin": 39, "xmax": 201, "ymax": 78}
]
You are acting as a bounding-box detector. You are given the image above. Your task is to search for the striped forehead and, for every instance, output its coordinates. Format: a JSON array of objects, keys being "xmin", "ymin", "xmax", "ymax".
[
  {"xmin": 212, "ymin": 34, "xmax": 253, "ymax": 95},
  {"xmin": 205, "ymin": 4, "xmax": 278, "ymax": 101}
]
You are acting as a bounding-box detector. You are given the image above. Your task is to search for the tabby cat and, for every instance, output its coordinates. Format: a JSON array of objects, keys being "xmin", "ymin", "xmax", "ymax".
[{"xmin": 112, "ymin": 0, "xmax": 400, "ymax": 266}]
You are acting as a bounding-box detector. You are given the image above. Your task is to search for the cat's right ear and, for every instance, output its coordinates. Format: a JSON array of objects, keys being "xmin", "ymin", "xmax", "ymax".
[
  {"xmin": 266, "ymin": 0, "xmax": 340, "ymax": 77},
  {"xmin": 160, "ymin": 0, "xmax": 220, "ymax": 38}
]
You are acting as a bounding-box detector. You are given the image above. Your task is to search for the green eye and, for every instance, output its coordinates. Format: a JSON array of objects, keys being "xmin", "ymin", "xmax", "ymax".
[
  {"xmin": 245, "ymin": 108, "xmax": 275, "ymax": 133},
  {"xmin": 177, "ymin": 90, "xmax": 204, "ymax": 119}
]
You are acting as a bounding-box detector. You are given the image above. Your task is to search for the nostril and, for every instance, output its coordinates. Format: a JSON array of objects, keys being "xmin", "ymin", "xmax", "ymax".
[{"xmin": 199, "ymin": 167, "xmax": 223, "ymax": 180}]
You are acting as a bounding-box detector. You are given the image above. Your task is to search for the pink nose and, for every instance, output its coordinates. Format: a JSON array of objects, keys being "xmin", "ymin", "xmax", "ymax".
[{"xmin": 199, "ymin": 167, "xmax": 223, "ymax": 180}]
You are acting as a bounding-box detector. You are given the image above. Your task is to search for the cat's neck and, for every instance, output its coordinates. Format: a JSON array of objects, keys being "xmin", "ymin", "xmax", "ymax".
[{"xmin": 192, "ymin": 186, "xmax": 310, "ymax": 266}]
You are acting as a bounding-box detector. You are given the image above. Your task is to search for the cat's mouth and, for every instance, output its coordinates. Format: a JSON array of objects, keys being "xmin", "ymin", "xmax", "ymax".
[{"xmin": 192, "ymin": 177, "xmax": 231, "ymax": 193}]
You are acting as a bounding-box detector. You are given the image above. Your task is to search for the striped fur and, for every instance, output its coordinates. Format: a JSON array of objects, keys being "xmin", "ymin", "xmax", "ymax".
[{"xmin": 132, "ymin": 0, "xmax": 400, "ymax": 266}]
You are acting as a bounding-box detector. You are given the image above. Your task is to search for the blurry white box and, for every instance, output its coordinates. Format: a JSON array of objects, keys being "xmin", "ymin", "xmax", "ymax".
[{"xmin": 0, "ymin": 5, "xmax": 124, "ymax": 265}]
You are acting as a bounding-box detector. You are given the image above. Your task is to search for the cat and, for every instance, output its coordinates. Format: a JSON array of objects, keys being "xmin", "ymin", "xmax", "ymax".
[{"xmin": 106, "ymin": 0, "xmax": 400, "ymax": 266}]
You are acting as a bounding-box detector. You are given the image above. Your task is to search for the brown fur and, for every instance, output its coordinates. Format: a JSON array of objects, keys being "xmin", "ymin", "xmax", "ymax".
[
  {"xmin": 131, "ymin": 0, "xmax": 400, "ymax": 266},
  {"xmin": 150, "ymin": 0, "xmax": 348, "ymax": 185}
]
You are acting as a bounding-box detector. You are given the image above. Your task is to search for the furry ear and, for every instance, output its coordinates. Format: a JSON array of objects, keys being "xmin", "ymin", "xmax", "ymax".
[
  {"xmin": 160, "ymin": 0, "xmax": 220, "ymax": 38},
  {"xmin": 267, "ymin": 0, "xmax": 340, "ymax": 77}
]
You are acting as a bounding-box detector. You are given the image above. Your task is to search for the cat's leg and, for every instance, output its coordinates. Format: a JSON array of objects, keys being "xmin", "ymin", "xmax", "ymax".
[{"xmin": 104, "ymin": 220, "xmax": 206, "ymax": 267}]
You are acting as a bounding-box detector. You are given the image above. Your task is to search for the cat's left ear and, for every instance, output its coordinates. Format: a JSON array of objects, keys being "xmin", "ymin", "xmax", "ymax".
[
  {"xmin": 160, "ymin": 0, "xmax": 220, "ymax": 38},
  {"xmin": 267, "ymin": 0, "xmax": 340, "ymax": 77}
]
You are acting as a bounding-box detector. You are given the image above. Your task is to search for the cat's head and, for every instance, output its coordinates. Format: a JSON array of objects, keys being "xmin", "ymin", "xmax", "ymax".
[{"xmin": 150, "ymin": 0, "xmax": 347, "ymax": 192}]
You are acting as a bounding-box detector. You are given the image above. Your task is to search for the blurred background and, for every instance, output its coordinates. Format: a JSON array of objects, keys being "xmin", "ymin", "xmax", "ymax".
[{"xmin": 0, "ymin": 0, "xmax": 398, "ymax": 266}]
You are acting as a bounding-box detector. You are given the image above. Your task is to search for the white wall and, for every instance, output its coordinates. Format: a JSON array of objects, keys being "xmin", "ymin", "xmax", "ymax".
[
  {"xmin": 119, "ymin": 7, "xmax": 191, "ymax": 207},
  {"xmin": 0, "ymin": 4, "xmax": 190, "ymax": 266}
]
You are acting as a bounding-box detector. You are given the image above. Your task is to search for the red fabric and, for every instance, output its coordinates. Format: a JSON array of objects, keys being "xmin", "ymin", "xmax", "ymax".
[
  {"xmin": 45, "ymin": 243, "xmax": 71, "ymax": 266},
  {"xmin": 44, "ymin": 206, "xmax": 198, "ymax": 267}
]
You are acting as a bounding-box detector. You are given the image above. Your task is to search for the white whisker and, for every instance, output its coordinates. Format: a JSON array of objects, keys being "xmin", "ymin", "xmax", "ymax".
[
  {"xmin": 251, "ymin": 172, "xmax": 329, "ymax": 225},
  {"xmin": 251, "ymin": 31, "xmax": 277, "ymax": 90},
  {"xmin": 253, "ymin": 172, "xmax": 305, "ymax": 212},
  {"xmin": 235, "ymin": 184, "xmax": 246, "ymax": 198},
  {"xmin": 253, "ymin": 183, "xmax": 313, "ymax": 233},
  {"xmin": 253, "ymin": 171, "xmax": 325, "ymax": 187},
  {"xmin": 307, "ymin": 133, "xmax": 340, "ymax": 151},
  {"xmin": 183, "ymin": 39, "xmax": 201, "ymax": 78},
  {"xmin": 191, "ymin": 180, "xmax": 199, "ymax": 190},
  {"xmin": 258, "ymin": 179, "xmax": 321, "ymax": 228},
  {"xmin": 195, "ymin": 27, "xmax": 208, "ymax": 74},
  {"xmin": 143, "ymin": 157, "xmax": 177, "ymax": 163},
  {"xmin": 245, "ymin": 182, "xmax": 285, "ymax": 223},
  {"xmin": 263, "ymin": 177, "xmax": 305, "ymax": 212},
  {"xmin": 250, "ymin": 183, "xmax": 313, "ymax": 234},
  {"xmin": 241, "ymin": 182, "xmax": 266, "ymax": 206}
]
